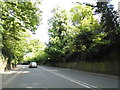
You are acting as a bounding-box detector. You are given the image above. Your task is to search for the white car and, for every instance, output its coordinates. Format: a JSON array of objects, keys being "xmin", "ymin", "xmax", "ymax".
[{"xmin": 29, "ymin": 62, "xmax": 37, "ymax": 68}]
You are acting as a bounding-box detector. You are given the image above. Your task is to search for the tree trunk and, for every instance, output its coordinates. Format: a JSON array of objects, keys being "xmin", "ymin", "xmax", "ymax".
[{"xmin": 6, "ymin": 59, "xmax": 12, "ymax": 70}]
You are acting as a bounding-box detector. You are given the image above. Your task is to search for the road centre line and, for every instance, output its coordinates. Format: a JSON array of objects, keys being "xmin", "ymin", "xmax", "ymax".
[{"xmin": 40, "ymin": 66, "xmax": 102, "ymax": 90}]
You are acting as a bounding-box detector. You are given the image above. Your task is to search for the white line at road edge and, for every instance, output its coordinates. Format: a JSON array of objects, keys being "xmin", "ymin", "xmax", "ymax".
[{"xmin": 40, "ymin": 66, "xmax": 102, "ymax": 90}]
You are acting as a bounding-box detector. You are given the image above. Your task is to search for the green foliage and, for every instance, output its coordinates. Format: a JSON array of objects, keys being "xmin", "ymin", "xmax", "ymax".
[
  {"xmin": 95, "ymin": 2, "xmax": 120, "ymax": 43},
  {"xmin": 45, "ymin": 4, "xmax": 100, "ymax": 63},
  {"xmin": 44, "ymin": 2, "xmax": 119, "ymax": 64},
  {"xmin": 45, "ymin": 7, "xmax": 72, "ymax": 62},
  {"xmin": 23, "ymin": 39, "xmax": 46, "ymax": 63},
  {"xmin": 1, "ymin": 0, "xmax": 119, "ymax": 67},
  {"xmin": 0, "ymin": 1, "xmax": 41, "ymax": 68}
]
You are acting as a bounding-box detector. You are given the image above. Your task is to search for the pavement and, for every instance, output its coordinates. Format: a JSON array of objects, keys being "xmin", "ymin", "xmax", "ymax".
[{"xmin": 1, "ymin": 66, "xmax": 23, "ymax": 83}]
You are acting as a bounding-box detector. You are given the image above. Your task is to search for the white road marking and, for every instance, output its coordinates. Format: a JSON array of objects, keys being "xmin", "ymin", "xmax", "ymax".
[{"xmin": 40, "ymin": 66, "xmax": 102, "ymax": 90}]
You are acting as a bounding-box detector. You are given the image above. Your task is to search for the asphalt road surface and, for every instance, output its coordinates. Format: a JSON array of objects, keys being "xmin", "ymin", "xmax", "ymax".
[{"xmin": 2, "ymin": 65, "xmax": 119, "ymax": 89}]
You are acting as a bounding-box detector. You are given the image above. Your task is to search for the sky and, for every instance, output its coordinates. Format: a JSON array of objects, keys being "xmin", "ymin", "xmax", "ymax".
[{"xmin": 32, "ymin": 0, "xmax": 120, "ymax": 43}]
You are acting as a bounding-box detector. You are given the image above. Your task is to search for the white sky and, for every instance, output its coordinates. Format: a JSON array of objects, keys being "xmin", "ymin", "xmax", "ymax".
[{"xmin": 32, "ymin": 0, "xmax": 120, "ymax": 43}]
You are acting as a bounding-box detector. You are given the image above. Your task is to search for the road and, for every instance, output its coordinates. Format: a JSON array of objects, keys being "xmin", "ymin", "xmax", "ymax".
[{"xmin": 2, "ymin": 65, "xmax": 119, "ymax": 89}]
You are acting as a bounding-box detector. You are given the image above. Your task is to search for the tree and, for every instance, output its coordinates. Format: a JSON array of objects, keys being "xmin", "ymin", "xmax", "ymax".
[
  {"xmin": 85, "ymin": 1, "xmax": 120, "ymax": 61},
  {"xmin": 45, "ymin": 1, "xmax": 119, "ymax": 65},
  {"xmin": 0, "ymin": 1, "xmax": 41, "ymax": 69},
  {"xmin": 23, "ymin": 39, "xmax": 46, "ymax": 64},
  {"xmin": 69, "ymin": 4, "xmax": 101, "ymax": 61},
  {"xmin": 46, "ymin": 7, "xmax": 71, "ymax": 63},
  {"xmin": 95, "ymin": 2, "xmax": 120, "ymax": 44}
]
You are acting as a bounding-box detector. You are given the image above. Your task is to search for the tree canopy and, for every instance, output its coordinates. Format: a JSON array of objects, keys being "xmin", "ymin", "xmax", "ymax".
[
  {"xmin": 0, "ymin": 1, "xmax": 41, "ymax": 69},
  {"xmin": 44, "ymin": 2, "xmax": 119, "ymax": 64},
  {"xmin": 0, "ymin": 1, "xmax": 119, "ymax": 69}
]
